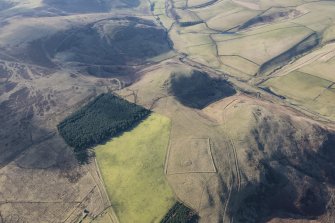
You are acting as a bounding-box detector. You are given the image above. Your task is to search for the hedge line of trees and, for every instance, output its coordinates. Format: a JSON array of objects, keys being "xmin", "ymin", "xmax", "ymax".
[
  {"xmin": 58, "ymin": 93, "xmax": 150, "ymax": 154},
  {"xmin": 161, "ymin": 202, "xmax": 199, "ymax": 223}
]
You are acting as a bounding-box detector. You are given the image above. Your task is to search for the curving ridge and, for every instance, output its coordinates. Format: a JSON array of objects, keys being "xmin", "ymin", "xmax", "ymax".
[{"xmin": 258, "ymin": 32, "xmax": 320, "ymax": 76}]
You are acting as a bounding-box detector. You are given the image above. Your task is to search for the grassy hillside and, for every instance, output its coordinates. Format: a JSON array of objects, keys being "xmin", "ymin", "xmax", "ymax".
[{"xmin": 95, "ymin": 114, "xmax": 175, "ymax": 223}]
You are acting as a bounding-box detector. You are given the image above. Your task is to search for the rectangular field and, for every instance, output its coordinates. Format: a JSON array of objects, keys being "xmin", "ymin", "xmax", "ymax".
[
  {"xmin": 263, "ymin": 71, "xmax": 332, "ymax": 102},
  {"xmin": 95, "ymin": 114, "xmax": 175, "ymax": 223},
  {"xmin": 263, "ymin": 71, "xmax": 335, "ymax": 120}
]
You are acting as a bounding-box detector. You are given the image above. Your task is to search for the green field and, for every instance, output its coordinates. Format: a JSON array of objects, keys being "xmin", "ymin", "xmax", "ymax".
[
  {"xmin": 263, "ymin": 71, "xmax": 332, "ymax": 102},
  {"xmin": 263, "ymin": 71, "xmax": 335, "ymax": 120},
  {"xmin": 95, "ymin": 114, "xmax": 175, "ymax": 223}
]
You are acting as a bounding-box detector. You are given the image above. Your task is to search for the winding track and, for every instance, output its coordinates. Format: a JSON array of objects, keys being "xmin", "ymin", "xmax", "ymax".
[{"xmin": 220, "ymin": 99, "xmax": 240, "ymax": 223}]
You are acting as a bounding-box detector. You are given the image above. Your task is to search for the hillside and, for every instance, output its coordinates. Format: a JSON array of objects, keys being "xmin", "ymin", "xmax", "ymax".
[
  {"xmin": 118, "ymin": 64, "xmax": 335, "ymax": 222},
  {"xmin": 0, "ymin": 0, "xmax": 335, "ymax": 222}
]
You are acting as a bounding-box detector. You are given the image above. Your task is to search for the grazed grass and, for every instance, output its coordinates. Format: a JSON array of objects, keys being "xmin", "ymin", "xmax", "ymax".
[
  {"xmin": 263, "ymin": 71, "xmax": 332, "ymax": 102},
  {"xmin": 95, "ymin": 114, "xmax": 175, "ymax": 223},
  {"xmin": 263, "ymin": 71, "xmax": 335, "ymax": 120}
]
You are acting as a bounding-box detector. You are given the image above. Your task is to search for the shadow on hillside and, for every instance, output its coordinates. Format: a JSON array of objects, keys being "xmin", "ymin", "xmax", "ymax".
[{"xmin": 170, "ymin": 70, "xmax": 236, "ymax": 109}]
